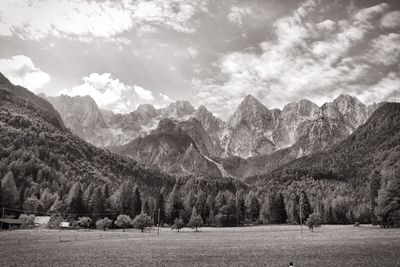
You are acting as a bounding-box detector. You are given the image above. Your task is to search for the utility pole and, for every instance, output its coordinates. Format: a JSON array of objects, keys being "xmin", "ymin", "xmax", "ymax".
[
  {"xmin": 157, "ymin": 208, "xmax": 160, "ymax": 235},
  {"xmin": 300, "ymin": 192, "xmax": 304, "ymax": 233},
  {"xmin": 236, "ymin": 178, "xmax": 240, "ymax": 227},
  {"xmin": 0, "ymin": 207, "xmax": 4, "ymax": 230}
]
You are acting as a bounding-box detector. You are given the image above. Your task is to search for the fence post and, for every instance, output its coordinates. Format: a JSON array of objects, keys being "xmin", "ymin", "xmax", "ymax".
[{"xmin": 0, "ymin": 207, "xmax": 4, "ymax": 230}]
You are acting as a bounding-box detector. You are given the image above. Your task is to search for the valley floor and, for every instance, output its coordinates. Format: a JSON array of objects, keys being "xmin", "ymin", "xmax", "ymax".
[{"xmin": 0, "ymin": 225, "xmax": 399, "ymax": 266}]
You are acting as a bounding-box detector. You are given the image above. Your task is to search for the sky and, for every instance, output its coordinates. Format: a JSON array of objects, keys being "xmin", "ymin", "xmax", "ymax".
[{"xmin": 0, "ymin": 0, "xmax": 399, "ymax": 119}]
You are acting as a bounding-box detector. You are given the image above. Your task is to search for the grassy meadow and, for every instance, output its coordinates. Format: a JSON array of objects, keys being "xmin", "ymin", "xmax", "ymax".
[{"xmin": 0, "ymin": 225, "xmax": 399, "ymax": 266}]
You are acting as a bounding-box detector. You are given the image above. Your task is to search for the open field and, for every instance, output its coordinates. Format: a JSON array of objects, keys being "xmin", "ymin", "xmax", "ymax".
[{"xmin": 0, "ymin": 225, "xmax": 399, "ymax": 266}]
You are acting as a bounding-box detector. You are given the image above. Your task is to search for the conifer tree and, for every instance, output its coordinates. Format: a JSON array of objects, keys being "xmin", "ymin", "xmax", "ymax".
[
  {"xmin": 187, "ymin": 207, "xmax": 204, "ymax": 231},
  {"xmin": 92, "ymin": 187, "xmax": 104, "ymax": 220},
  {"xmin": 166, "ymin": 186, "xmax": 183, "ymax": 223},
  {"xmin": 1, "ymin": 172, "xmax": 19, "ymax": 208},
  {"xmin": 132, "ymin": 186, "xmax": 142, "ymax": 218}
]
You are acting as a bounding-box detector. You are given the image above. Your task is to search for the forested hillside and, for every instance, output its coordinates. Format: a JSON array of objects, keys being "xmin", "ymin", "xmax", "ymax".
[
  {"xmin": 248, "ymin": 103, "xmax": 400, "ymax": 227},
  {"xmin": 1, "ymin": 73, "xmax": 398, "ymax": 228}
]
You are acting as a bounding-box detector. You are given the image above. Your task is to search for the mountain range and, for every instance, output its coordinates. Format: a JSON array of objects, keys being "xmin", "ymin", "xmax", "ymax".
[
  {"xmin": 1, "ymin": 71, "xmax": 399, "ymax": 227},
  {"xmin": 46, "ymin": 91, "xmax": 383, "ymax": 178}
]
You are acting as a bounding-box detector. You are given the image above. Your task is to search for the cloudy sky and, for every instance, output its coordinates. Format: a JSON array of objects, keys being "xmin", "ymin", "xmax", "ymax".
[{"xmin": 0, "ymin": 0, "xmax": 399, "ymax": 119}]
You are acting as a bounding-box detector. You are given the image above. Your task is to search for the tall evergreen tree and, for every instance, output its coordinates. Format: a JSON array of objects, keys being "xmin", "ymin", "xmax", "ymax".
[
  {"xmin": 259, "ymin": 196, "xmax": 272, "ymax": 224},
  {"xmin": 66, "ymin": 182, "xmax": 85, "ymax": 217},
  {"xmin": 166, "ymin": 186, "xmax": 183, "ymax": 223},
  {"xmin": 132, "ymin": 186, "xmax": 142, "ymax": 218},
  {"xmin": 245, "ymin": 191, "xmax": 260, "ymax": 222},
  {"xmin": 142, "ymin": 199, "xmax": 150, "ymax": 215},
  {"xmin": 271, "ymin": 193, "xmax": 287, "ymax": 224},
  {"xmin": 154, "ymin": 190, "xmax": 166, "ymax": 225},
  {"xmin": 236, "ymin": 190, "xmax": 246, "ymax": 226},
  {"xmin": 299, "ymin": 191, "xmax": 312, "ymax": 222},
  {"xmin": 1, "ymin": 171, "xmax": 19, "ymax": 208},
  {"xmin": 92, "ymin": 187, "xmax": 104, "ymax": 220},
  {"xmin": 369, "ymin": 171, "xmax": 382, "ymax": 209},
  {"xmin": 183, "ymin": 190, "xmax": 196, "ymax": 223},
  {"xmin": 187, "ymin": 207, "xmax": 204, "ymax": 231}
]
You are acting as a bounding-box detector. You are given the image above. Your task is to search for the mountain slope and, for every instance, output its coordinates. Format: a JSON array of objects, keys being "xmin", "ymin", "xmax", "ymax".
[
  {"xmin": 256, "ymin": 102, "xmax": 400, "ymax": 184},
  {"xmin": 111, "ymin": 119, "xmax": 223, "ymax": 177},
  {"xmin": 0, "ymin": 75, "xmax": 176, "ymax": 199}
]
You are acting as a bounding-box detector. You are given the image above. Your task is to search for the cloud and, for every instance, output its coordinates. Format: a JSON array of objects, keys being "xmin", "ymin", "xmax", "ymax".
[
  {"xmin": 130, "ymin": 0, "xmax": 208, "ymax": 34},
  {"xmin": 195, "ymin": 1, "xmax": 395, "ymax": 119},
  {"xmin": 0, "ymin": 55, "xmax": 50, "ymax": 91},
  {"xmin": 381, "ymin": 10, "xmax": 400, "ymax": 29},
  {"xmin": 356, "ymin": 72, "xmax": 400, "ymax": 104},
  {"xmin": 228, "ymin": 6, "xmax": 252, "ymax": 27},
  {"xmin": 0, "ymin": 0, "xmax": 208, "ymax": 40},
  {"xmin": 60, "ymin": 73, "xmax": 154, "ymax": 113},
  {"xmin": 366, "ymin": 33, "xmax": 400, "ymax": 66},
  {"xmin": 187, "ymin": 46, "xmax": 199, "ymax": 58}
]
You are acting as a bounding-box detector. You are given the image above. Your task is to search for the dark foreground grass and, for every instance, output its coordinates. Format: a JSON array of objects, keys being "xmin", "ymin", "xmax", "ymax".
[{"xmin": 0, "ymin": 225, "xmax": 399, "ymax": 266}]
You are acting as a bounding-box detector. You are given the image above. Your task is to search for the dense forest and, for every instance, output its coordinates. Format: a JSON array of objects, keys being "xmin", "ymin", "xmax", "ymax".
[{"xmin": 0, "ymin": 73, "xmax": 399, "ymax": 228}]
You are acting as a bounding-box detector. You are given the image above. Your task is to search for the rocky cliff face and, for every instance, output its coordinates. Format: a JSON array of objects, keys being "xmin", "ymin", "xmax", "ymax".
[
  {"xmin": 221, "ymin": 95, "xmax": 276, "ymax": 158},
  {"xmin": 47, "ymin": 95, "xmax": 112, "ymax": 146},
  {"xmin": 48, "ymin": 92, "xmax": 383, "ymax": 178},
  {"xmin": 111, "ymin": 119, "xmax": 223, "ymax": 177}
]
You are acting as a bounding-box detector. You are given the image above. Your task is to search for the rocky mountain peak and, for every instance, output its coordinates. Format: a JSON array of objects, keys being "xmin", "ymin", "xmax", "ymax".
[
  {"xmin": 154, "ymin": 118, "xmax": 177, "ymax": 133},
  {"xmin": 228, "ymin": 94, "xmax": 273, "ymax": 130},
  {"xmin": 332, "ymin": 94, "xmax": 368, "ymax": 130},
  {"xmin": 193, "ymin": 105, "xmax": 224, "ymax": 134},
  {"xmin": 162, "ymin": 100, "xmax": 195, "ymax": 118}
]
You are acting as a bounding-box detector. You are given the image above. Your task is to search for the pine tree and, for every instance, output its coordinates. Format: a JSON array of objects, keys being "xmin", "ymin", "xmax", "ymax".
[
  {"xmin": 370, "ymin": 170, "xmax": 381, "ymax": 225},
  {"xmin": 245, "ymin": 191, "xmax": 260, "ymax": 223},
  {"xmin": 259, "ymin": 196, "xmax": 272, "ymax": 224},
  {"xmin": 236, "ymin": 190, "xmax": 245, "ymax": 226},
  {"xmin": 1, "ymin": 172, "xmax": 19, "ymax": 208},
  {"xmin": 102, "ymin": 183, "xmax": 111, "ymax": 213},
  {"xmin": 183, "ymin": 190, "xmax": 196, "ymax": 223},
  {"xmin": 66, "ymin": 182, "xmax": 85, "ymax": 217},
  {"xmin": 92, "ymin": 187, "xmax": 104, "ymax": 220},
  {"xmin": 375, "ymin": 170, "xmax": 400, "ymax": 227},
  {"xmin": 132, "ymin": 186, "xmax": 142, "ymax": 218},
  {"xmin": 187, "ymin": 207, "xmax": 204, "ymax": 231},
  {"xmin": 299, "ymin": 191, "xmax": 312, "ymax": 222},
  {"xmin": 205, "ymin": 195, "xmax": 215, "ymax": 226},
  {"xmin": 142, "ymin": 199, "xmax": 150, "ymax": 215},
  {"xmin": 166, "ymin": 187, "xmax": 183, "ymax": 223},
  {"xmin": 271, "ymin": 193, "xmax": 287, "ymax": 224},
  {"xmin": 154, "ymin": 190, "xmax": 166, "ymax": 225}
]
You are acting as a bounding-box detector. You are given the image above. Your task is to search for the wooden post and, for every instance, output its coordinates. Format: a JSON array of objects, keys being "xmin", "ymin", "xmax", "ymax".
[
  {"xmin": 300, "ymin": 193, "xmax": 304, "ymax": 233},
  {"xmin": 0, "ymin": 207, "xmax": 4, "ymax": 230},
  {"xmin": 157, "ymin": 208, "xmax": 160, "ymax": 235}
]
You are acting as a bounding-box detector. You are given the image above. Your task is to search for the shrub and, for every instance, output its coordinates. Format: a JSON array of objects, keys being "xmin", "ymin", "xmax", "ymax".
[
  {"xmin": 115, "ymin": 215, "xmax": 132, "ymax": 231},
  {"xmin": 77, "ymin": 217, "xmax": 92, "ymax": 229},
  {"xmin": 306, "ymin": 212, "xmax": 322, "ymax": 232},
  {"xmin": 96, "ymin": 217, "xmax": 113, "ymax": 231},
  {"xmin": 171, "ymin": 218, "xmax": 185, "ymax": 232},
  {"xmin": 19, "ymin": 214, "xmax": 35, "ymax": 228},
  {"xmin": 132, "ymin": 213, "xmax": 153, "ymax": 232}
]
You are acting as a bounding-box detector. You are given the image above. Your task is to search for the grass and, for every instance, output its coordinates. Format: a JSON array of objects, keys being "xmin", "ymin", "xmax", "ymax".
[{"xmin": 0, "ymin": 225, "xmax": 399, "ymax": 266}]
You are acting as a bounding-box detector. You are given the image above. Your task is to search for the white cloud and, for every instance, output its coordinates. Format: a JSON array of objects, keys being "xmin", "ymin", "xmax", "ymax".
[
  {"xmin": 381, "ymin": 10, "xmax": 400, "ymax": 29},
  {"xmin": 366, "ymin": 33, "xmax": 400, "ymax": 66},
  {"xmin": 0, "ymin": 0, "xmax": 208, "ymax": 40},
  {"xmin": 60, "ymin": 73, "xmax": 154, "ymax": 113},
  {"xmin": 160, "ymin": 93, "xmax": 172, "ymax": 102},
  {"xmin": 316, "ymin": 20, "xmax": 336, "ymax": 31},
  {"xmin": 134, "ymin": 86, "xmax": 154, "ymax": 101},
  {"xmin": 0, "ymin": 55, "xmax": 50, "ymax": 91},
  {"xmin": 356, "ymin": 72, "xmax": 400, "ymax": 104},
  {"xmin": 187, "ymin": 46, "xmax": 199, "ymax": 58},
  {"xmin": 195, "ymin": 1, "xmax": 392, "ymax": 118},
  {"xmin": 131, "ymin": 0, "xmax": 208, "ymax": 34},
  {"xmin": 228, "ymin": 6, "xmax": 252, "ymax": 27}
]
